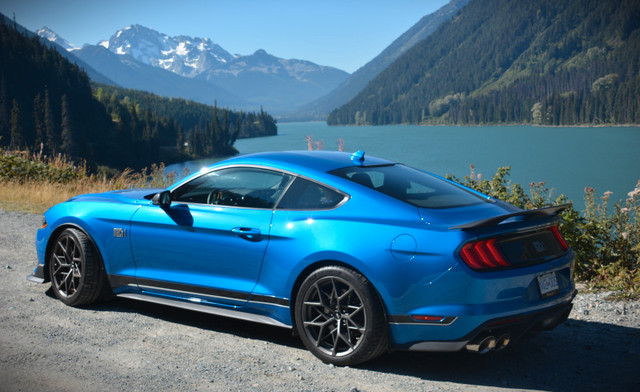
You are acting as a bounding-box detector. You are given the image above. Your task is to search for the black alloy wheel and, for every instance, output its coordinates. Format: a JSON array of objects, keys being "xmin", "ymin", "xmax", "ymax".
[
  {"xmin": 49, "ymin": 228, "xmax": 105, "ymax": 307},
  {"xmin": 295, "ymin": 266, "xmax": 388, "ymax": 366}
]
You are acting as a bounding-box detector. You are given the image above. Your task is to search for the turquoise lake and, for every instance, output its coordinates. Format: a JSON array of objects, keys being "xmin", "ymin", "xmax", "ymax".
[{"xmin": 166, "ymin": 122, "xmax": 640, "ymax": 210}]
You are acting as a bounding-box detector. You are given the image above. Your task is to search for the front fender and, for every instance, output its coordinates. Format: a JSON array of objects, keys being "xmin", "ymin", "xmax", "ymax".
[{"xmin": 38, "ymin": 201, "xmax": 141, "ymax": 281}]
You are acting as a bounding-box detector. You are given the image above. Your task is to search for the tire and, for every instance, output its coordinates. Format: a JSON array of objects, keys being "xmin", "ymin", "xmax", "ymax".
[
  {"xmin": 48, "ymin": 228, "xmax": 105, "ymax": 307},
  {"xmin": 294, "ymin": 266, "xmax": 388, "ymax": 366}
]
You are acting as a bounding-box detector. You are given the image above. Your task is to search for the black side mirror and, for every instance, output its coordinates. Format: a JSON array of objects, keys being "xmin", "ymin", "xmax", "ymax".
[{"xmin": 152, "ymin": 190, "xmax": 172, "ymax": 207}]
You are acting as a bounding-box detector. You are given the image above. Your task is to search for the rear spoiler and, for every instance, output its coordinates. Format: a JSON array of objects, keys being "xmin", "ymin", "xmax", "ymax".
[{"xmin": 449, "ymin": 203, "xmax": 572, "ymax": 230}]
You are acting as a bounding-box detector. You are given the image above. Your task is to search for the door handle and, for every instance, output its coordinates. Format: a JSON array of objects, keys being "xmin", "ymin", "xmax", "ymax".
[{"xmin": 231, "ymin": 227, "xmax": 262, "ymax": 241}]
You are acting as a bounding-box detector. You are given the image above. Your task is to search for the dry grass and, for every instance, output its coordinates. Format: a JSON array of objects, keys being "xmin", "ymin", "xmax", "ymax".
[
  {"xmin": 0, "ymin": 181, "xmax": 114, "ymax": 214},
  {"xmin": 0, "ymin": 169, "xmax": 180, "ymax": 214},
  {"xmin": 1, "ymin": 148, "xmax": 183, "ymax": 214}
]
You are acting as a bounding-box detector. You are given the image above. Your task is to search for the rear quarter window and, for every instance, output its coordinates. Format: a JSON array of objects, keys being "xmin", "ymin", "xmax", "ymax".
[{"xmin": 276, "ymin": 177, "xmax": 347, "ymax": 210}]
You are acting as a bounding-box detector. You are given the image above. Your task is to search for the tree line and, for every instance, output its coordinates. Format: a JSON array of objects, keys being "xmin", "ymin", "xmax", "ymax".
[{"xmin": 0, "ymin": 19, "xmax": 277, "ymax": 170}]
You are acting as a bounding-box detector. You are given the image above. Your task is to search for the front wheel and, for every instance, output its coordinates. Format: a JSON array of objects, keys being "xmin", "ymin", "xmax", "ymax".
[
  {"xmin": 49, "ymin": 228, "xmax": 105, "ymax": 307},
  {"xmin": 294, "ymin": 266, "xmax": 388, "ymax": 366}
]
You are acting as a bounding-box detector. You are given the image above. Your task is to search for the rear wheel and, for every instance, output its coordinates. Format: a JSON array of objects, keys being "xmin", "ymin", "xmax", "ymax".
[
  {"xmin": 294, "ymin": 266, "xmax": 388, "ymax": 366},
  {"xmin": 49, "ymin": 228, "xmax": 105, "ymax": 307}
]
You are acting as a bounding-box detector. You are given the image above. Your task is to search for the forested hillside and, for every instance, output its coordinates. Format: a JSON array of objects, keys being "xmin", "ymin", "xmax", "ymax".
[
  {"xmin": 328, "ymin": 0, "xmax": 640, "ymax": 126},
  {"xmin": 289, "ymin": 0, "xmax": 470, "ymax": 121},
  {"xmin": 93, "ymin": 84, "xmax": 277, "ymax": 168},
  {"xmin": 0, "ymin": 19, "xmax": 277, "ymax": 169}
]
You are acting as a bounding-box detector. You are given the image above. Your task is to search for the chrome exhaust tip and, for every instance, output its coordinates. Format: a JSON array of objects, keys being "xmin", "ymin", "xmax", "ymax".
[
  {"xmin": 465, "ymin": 336, "xmax": 496, "ymax": 354},
  {"xmin": 494, "ymin": 334, "xmax": 511, "ymax": 351}
]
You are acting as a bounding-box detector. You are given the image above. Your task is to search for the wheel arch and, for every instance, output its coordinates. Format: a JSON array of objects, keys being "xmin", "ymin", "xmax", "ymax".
[
  {"xmin": 44, "ymin": 223, "xmax": 105, "ymax": 283},
  {"xmin": 288, "ymin": 259, "xmax": 389, "ymax": 334}
]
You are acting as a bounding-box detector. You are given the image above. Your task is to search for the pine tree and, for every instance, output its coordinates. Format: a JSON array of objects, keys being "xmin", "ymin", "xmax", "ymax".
[
  {"xmin": 0, "ymin": 73, "xmax": 9, "ymax": 146},
  {"xmin": 10, "ymin": 99, "xmax": 24, "ymax": 149},
  {"xmin": 188, "ymin": 125, "xmax": 197, "ymax": 155},
  {"xmin": 143, "ymin": 99, "xmax": 151, "ymax": 141},
  {"xmin": 44, "ymin": 89, "xmax": 59, "ymax": 154},
  {"xmin": 176, "ymin": 123, "xmax": 185, "ymax": 152},
  {"xmin": 60, "ymin": 94, "xmax": 78, "ymax": 157},
  {"xmin": 33, "ymin": 93, "xmax": 46, "ymax": 148},
  {"xmin": 130, "ymin": 101, "xmax": 139, "ymax": 141}
]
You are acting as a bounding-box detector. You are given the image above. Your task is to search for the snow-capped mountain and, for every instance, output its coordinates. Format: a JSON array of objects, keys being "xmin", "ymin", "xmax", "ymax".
[
  {"xmin": 98, "ymin": 25, "xmax": 348, "ymax": 92},
  {"xmin": 38, "ymin": 24, "xmax": 349, "ymax": 114},
  {"xmin": 37, "ymin": 26, "xmax": 80, "ymax": 51},
  {"xmin": 99, "ymin": 25, "xmax": 235, "ymax": 78}
]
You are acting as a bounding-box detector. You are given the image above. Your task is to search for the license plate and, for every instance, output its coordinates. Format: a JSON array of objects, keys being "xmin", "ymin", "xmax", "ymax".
[{"xmin": 537, "ymin": 272, "xmax": 559, "ymax": 298}]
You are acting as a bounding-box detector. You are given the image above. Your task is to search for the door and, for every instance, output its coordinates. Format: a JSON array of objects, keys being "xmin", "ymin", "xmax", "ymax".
[{"xmin": 130, "ymin": 166, "xmax": 292, "ymax": 306}]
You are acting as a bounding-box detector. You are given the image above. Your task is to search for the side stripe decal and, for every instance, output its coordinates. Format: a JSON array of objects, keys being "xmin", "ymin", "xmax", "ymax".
[{"xmin": 108, "ymin": 274, "xmax": 290, "ymax": 307}]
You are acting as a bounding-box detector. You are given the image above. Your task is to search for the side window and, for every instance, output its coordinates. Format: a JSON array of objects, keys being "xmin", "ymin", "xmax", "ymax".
[
  {"xmin": 276, "ymin": 177, "xmax": 347, "ymax": 210},
  {"xmin": 171, "ymin": 167, "xmax": 292, "ymax": 208}
]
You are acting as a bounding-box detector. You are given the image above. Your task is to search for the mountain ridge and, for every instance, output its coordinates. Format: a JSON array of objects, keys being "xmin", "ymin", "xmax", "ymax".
[
  {"xmin": 73, "ymin": 44, "xmax": 247, "ymax": 108},
  {"xmin": 285, "ymin": 0, "xmax": 471, "ymax": 121},
  {"xmin": 42, "ymin": 24, "xmax": 349, "ymax": 114},
  {"xmin": 37, "ymin": 26, "xmax": 79, "ymax": 51}
]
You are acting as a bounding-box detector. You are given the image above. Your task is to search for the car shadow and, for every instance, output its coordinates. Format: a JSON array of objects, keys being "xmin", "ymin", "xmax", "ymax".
[
  {"xmin": 363, "ymin": 318, "xmax": 640, "ymax": 391},
  {"xmin": 79, "ymin": 295, "xmax": 303, "ymax": 349},
  {"xmin": 72, "ymin": 292, "xmax": 639, "ymax": 391}
]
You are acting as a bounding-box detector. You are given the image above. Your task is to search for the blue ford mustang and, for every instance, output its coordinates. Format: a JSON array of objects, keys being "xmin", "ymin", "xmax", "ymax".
[{"xmin": 29, "ymin": 151, "xmax": 576, "ymax": 365}]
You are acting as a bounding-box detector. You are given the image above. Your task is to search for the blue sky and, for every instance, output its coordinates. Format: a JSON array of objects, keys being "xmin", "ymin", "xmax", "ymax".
[{"xmin": 0, "ymin": 0, "xmax": 449, "ymax": 73}]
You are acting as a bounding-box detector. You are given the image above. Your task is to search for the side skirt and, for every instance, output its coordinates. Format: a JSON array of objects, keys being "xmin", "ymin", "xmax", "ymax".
[{"xmin": 116, "ymin": 292, "xmax": 292, "ymax": 329}]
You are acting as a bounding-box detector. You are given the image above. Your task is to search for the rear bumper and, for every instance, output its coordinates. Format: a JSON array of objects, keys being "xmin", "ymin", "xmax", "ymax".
[{"xmin": 399, "ymin": 291, "xmax": 576, "ymax": 352}]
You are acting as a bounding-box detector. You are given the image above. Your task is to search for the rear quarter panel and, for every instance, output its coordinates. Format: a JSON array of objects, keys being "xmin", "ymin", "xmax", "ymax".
[{"xmin": 255, "ymin": 187, "xmax": 468, "ymax": 316}]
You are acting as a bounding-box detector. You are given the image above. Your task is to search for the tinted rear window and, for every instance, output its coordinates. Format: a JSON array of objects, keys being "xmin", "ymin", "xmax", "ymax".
[
  {"xmin": 331, "ymin": 164, "xmax": 487, "ymax": 209},
  {"xmin": 276, "ymin": 177, "xmax": 347, "ymax": 210}
]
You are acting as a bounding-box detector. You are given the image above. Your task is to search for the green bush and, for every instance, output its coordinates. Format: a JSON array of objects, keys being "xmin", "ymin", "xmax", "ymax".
[
  {"xmin": 447, "ymin": 165, "xmax": 639, "ymax": 298},
  {"xmin": 0, "ymin": 152, "xmax": 83, "ymax": 184}
]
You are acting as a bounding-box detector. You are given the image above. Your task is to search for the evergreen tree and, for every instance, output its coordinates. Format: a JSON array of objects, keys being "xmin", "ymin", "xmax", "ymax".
[
  {"xmin": 44, "ymin": 89, "xmax": 59, "ymax": 154},
  {"xmin": 143, "ymin": 99, "xmax": 151, "ymax": 141},
  {"xmin": 10, "ymin": 99, "xmax": 23, "ymax": 148},
  {"xmin": 60, "ymin": 94, "xmax": 78, "ymax": 157},
  {"xmin": 176, "ymin": 123, "xmax": 185, "ymax": 152},
  {"xmin": 130, "ymin": 101, "xmax": 139, "ymax": 141},
  {"xmin": 0, "ymin": 73, "xmax": 9, "ymax": 145},
  {"xmin": 33, "ymin": 92, "xmax": 46, "ymax": 148}
]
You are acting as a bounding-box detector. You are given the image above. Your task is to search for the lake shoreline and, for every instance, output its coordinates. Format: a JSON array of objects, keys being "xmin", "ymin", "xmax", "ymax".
[{"xmin": 279, "ymin": 120, "xmax": 640, "ymax": 129}]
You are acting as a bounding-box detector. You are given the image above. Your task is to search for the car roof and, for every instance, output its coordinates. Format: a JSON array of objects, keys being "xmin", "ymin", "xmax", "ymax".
[
  {"xmin": 217, "ymin": 151, "xmax": 394, "ymax": 174},
  {"xmin": 168, "ymin": 151, "xmax": 395, "ymax": 192}
]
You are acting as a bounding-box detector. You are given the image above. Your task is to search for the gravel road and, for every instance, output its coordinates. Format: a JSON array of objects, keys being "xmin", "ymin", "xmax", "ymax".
[{"xmin": 1, "ymin": 208, "xmax": 639, "ymax": 392}]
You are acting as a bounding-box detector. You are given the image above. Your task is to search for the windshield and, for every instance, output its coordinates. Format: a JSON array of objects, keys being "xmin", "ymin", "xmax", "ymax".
[{"xmin": 331, "ymin": 164, "xmax": 488, "ymax": 209}]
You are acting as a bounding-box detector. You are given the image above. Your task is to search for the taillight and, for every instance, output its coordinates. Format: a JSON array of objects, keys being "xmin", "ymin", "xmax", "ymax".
[
  {"xmin": 460, "ymin": 226, "xmax": 569, "ymax": 271},
  {"xmin": 460, "ymin": 238, "xmax": 510, "ymax": 271},
  {"xmin": 550, "ymin": 226, "xmax": 569, "ymax": 251}
]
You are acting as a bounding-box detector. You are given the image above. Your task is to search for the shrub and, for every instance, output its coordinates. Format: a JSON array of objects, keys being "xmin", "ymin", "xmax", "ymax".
[
  {"xmin": 447, "ymin": 165, "xmax": 640, "ymax": 298},
  {"xmin": 0, "ymin": 150, "xmax": 83, "ymax": 184},
  {"xmin": 0, "ymin": 148, "xmax": 185, "ymax": 214}
]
